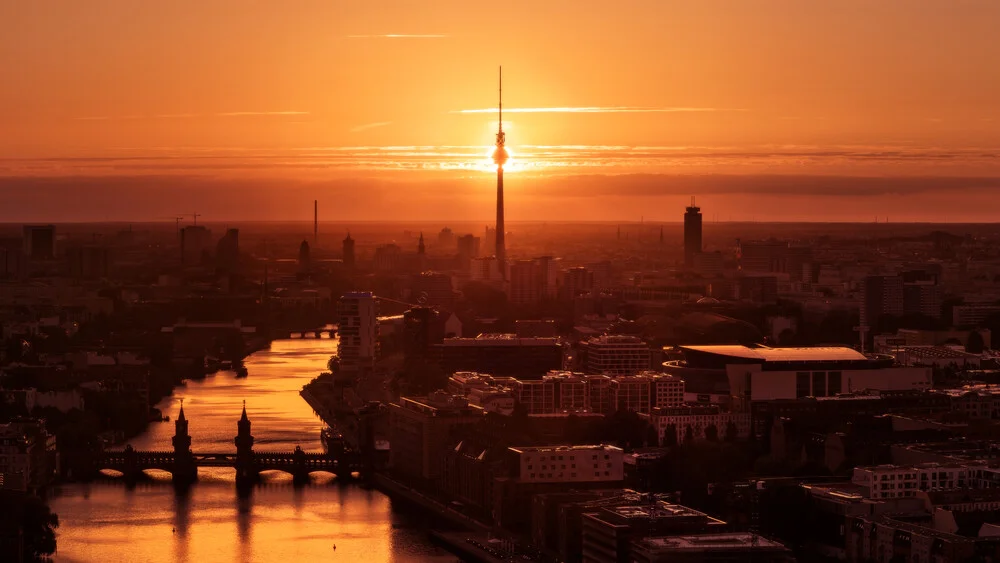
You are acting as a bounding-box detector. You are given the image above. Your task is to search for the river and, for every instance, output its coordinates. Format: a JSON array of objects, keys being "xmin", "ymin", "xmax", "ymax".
[{"xmin": 48, "ymin": 339, "xmax": 457, "ymax": 563}]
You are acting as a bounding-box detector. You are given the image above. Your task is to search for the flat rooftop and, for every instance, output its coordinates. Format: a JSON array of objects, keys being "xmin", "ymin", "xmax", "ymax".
[
  {"xmin": 682, "ymin": 345, "xmax": 867, "ymax": 362},
  {"xmin": 637, "ymin": 533, "xmax": 787, "ymax": 552}
]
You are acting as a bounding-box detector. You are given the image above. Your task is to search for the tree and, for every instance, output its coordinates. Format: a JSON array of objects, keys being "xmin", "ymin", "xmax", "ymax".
[
  {"xmin": 704, "ymin": 424, "xmax": 719, "ymax": 442},
  {"xmin": 967, "ymin": 330, "xmax": 986, "ymax": 354},
  {"xmin": 645, "ymin": 425, "xmax": 660, "ymax": 447},
  {"xmin": 683, "ymin": 425, "xmax": 695, "ymax": 447},
  {"xmin": 663, "ymin": 424, "xmax": 678, "ymax": 448},
  {"xmin": 0, "ymin": 491, "xmax": 59, "ymax": 560},
  {"xmin": 724, "ymin": 421, "xmax": 739, "ymax": 442}
]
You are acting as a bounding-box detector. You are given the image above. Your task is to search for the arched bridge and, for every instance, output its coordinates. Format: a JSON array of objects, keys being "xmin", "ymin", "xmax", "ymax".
[{"xmin": 95, "ymin": 403, "xmax": 367, "ymax": 487}]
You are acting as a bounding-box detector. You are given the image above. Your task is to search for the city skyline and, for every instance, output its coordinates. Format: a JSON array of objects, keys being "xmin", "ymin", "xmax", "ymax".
[{"xmin": 3, "ymin": 1, "xmax": 1000, "ymax": 222}]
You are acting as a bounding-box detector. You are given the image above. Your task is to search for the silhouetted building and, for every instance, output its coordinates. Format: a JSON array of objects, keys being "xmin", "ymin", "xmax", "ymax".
[
  {"xmin": 510, "ymin": 259, "xmax": 543, "ymax": 305},
  {"xmin": 417, "ymin": 232, "xmax": 425, "ymax": 255},
  {"xmin": 342, "ymin": 232, "xmax": 356, "ymax": 269},
  {"xmin": 564, "ymin": 267, "xmax": 595, "ymax": 299},
  {"xmin": 374, "ymin": 243, "xmax": 402, "ymax": 273},
  {"xmin": 297, "ymin": 240, "xmax": 310, "ymax": 272},
  {"xmin": 683, "ymin": 198, "xmax": 702, "ymax": 267},
  {"xmin": 22, "ymin": 225, "xmax": 55, "ymax": 260},
  {"xmin": 432, "ymin": 334, "xmax": 563, "ymax": 378},
  {"xmin": 457, "ymin": 234, "xmax": 481, "ymax": 261},
  {"xmin": 862, "ymin": 275, "xmax": 904, "ymax": 327},
  {"xmin": 216, "ymin": 229, "xmax": 240, "ymax": 272},
  {"xmin": 410, "ymin": 271, "xmax": 455, "ymax": 310},
  {"xmin": 67, "ymin": 244, "xmax": 111, "ymax": 279},
  {"xmin": 180, "ymin": 225, "xmax": 212, "ymax": 265},
  {"xmin": 388, "ymin": 392, "xmax": 484, "ymax": 486},
  {"xmin": 902, "ymin": 270, "xmax": 942, "ymax": 320},
  {"xmin": 402, "ymin": 307, "xmax": 445, "ymax": 358}
]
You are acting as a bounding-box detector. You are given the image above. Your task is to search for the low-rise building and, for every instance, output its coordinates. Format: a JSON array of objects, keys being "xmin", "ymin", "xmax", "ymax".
[
  {"xmin": 649, "ymin": 405, "xmax": 751, "ymax": 445},
  {"xmin": 508, "ymin": 445, "xmax": 624, "ymax": 485}
]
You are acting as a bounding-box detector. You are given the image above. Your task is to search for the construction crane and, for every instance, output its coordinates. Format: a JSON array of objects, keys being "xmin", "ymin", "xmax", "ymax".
[{"xmin": 191, "ymin": 212, "xmax": 201, "ymax": 226}]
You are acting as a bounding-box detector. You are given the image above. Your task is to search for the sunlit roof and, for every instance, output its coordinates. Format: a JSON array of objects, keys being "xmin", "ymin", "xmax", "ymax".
[{"xmin": 681, "ymin": 345, "xmax": 867, "ymax": 362}]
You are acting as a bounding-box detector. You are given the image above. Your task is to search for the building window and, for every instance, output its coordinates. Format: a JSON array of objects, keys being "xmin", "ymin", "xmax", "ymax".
[
  {"xmin": 796, "ymin": 372, "xmax": 810, "ymax": 398},
  {"xmin": 828, "ymin": 371, "xmax": 842, "ymax": 395},
  {"xmin": 812, "ymin": 372, "xmax": 826, "ymax": 397}
]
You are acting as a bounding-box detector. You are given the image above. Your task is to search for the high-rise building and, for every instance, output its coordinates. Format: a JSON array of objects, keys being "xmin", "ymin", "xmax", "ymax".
[
  {"xmin": 180, "ymin": 225, "xmax": 212, "ymax": 265},
  {"xmin": 373, "ymin": 243, "xmax": 401, "ymax": 272},
  {"xmin": 417, "ymin": 232, "xmax": 425, "ymax": 255},
  {"xmin": 683, "ymin": 198, "xmax": 702, "ymax": 267},
  {"xmin": 342, "ymin": 232, "xmax": 355, "ymax": 269},
  {"xmin": 410, "ymin": 271, "xmax": 456, "ymax": 310},
  {"xmin": 563, "ymin": 267, "xmax": 595, "ymax": 299},
  {"xmin": 67, "ymin": 245, "xmax": 112, "ymax": 280},
  {"xmin": 216, "ymin": 229, "xmax": 240, "ymax": 272},
  {"xmin": 492, "ymin": 67, "xmax": 508, "ymax": 280},
  {"xmin": 337, "ymin": 292, "xmax": 379, "ymax": 374},
  {"xmin": 470, "ymin": 256, "xmax": 504, "ymax": 287},
  {"xmin": 535, "ymin": 256, "xmax": 560, "ymax": 298},
  {"xmin": 861, "ymin": 275, "xmax": 904, "ymax": 327},
  {"xmin": 509, "ymin": 259, "xmax": 543, "ymax": 305},
  {"xmin": 456, "ymin": 234, "xmax": 481, "ymax": 262},
  {"xmin": 22, "ymin": 225, "xmax": 55, "ymax": 260},
  {"xmin": 296, "ymin": 240, "xmax": 310, "ymax": 273},
  {"xmin": 902, "ymin": 270, "xmax": 942, "ymax": 319}
]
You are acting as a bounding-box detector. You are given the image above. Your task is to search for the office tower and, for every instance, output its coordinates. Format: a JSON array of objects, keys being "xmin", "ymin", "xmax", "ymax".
[
  {"xmin": 492, "ymin": 67, "xmax": 508, "ymax": 280},
  {"xmin": 683, "ymin": 197, "xmax": 702, "ymax": 267},
  {"xmin": 342, "ymin": 232, "xmax": 355, "ymax": 269},
  {"xmin": 67, "ymin": 245, "xmax": 111, "ymax": 279},
  {"xmin": 216, "ymin": 228, "xmax": 240, "ymax": 272},
  {"xmin": 563, "ymin": 266, "xmax": 595, "ymax": 299},
  {"xmin": 902, "ymin": 270, "xmax": 943, "ymax": 319},
  {"xmin": 456, "ymin": 234, "xmax": 481, "ymax": 262},
  {"xmin": 338, "ymin": 292, "xmax": 379, "ymax": 374},
  {"xmin": 861, "ymin": 275, "xmax": 904, "ymax": 327},
  {"xmin": 534, "ymin": 255, "xmax": 560, "ymax": 298},
  {"xmin": 22, "ymin": 225, "xmax": 55, "ymax": 260},
  {"xmin": 410, "ymin": 271, "xmax": 456, "ymax": 310},
  {"xmin": 180, "ymin": 225, "xmax": 212, "ymax": 265},
  {"xmin": 509, "ymin": 260, "xmax": 542, "ymax": 305},
  {"xmin": 297, "ymin": 240, "xmax": 310, "ymax": 273},
  {"xmin": 373, "ymin": 243, "xmax": 402, "ymax": 272}
]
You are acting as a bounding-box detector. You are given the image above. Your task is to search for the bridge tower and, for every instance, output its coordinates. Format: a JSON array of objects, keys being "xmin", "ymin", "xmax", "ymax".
[
  {"xmin": 234, "ymin": 401, "xmax": 258, "ymax": 488},
  {"xmin": 171, "ymin": 400, "xmax": 197, "ymax": 486}
]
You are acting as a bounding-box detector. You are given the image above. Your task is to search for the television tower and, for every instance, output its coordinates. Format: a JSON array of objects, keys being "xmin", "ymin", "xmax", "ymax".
[{"xmin": 492, "ymin": 67, "xmax": 508, "ymax": 280}]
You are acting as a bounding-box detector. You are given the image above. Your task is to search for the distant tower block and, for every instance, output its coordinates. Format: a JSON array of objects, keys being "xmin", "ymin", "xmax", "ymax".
[
  {"xmin": 313, "ymin": 200, "xmax": 318, "ymax": 245},
  {"xmin": 343, "ymin": 232, "xmax": 355, "ymax": 269},
  {"xmin": 684, "ymin": 196, "xmax": 702, "ymax": 267}
]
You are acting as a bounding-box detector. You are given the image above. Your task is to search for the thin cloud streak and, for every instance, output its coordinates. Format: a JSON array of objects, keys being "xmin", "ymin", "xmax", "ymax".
[
  {"xmin": 73, "ymin": 111, "xmax": 309, "ymax": 121},
  {"xmin": 453, "ymin": 106, "xmax": 744, "ymax": 114},
  {"xmin": 346, "ymin": 34, "xmax": 447, "ymax": 38},
  {"xmin": 350, "ymin": 121, "xmax": 393, "ymax": 133}
]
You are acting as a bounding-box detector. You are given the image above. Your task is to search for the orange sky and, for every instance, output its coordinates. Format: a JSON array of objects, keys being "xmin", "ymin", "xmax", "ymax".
[{"xmin": 2, "ymin": 1, "xmax": 1000, "ymax": 221}]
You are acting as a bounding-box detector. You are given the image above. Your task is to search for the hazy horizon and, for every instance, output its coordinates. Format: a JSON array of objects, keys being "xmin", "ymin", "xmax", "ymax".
[{"xmin": 4, "ymin": 1, "xmax": 999, "ymax": 221}]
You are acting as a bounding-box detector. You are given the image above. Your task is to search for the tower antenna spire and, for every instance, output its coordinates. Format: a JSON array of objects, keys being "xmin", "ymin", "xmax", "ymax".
[{"xmin": 499, "ymin": 66, "xmax": 503, "ymax": 134}]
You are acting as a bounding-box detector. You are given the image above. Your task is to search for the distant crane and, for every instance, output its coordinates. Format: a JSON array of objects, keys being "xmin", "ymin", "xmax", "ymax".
[{"xmin": 191, "ymin": 212, "xmax": 201, "ymax": 226}]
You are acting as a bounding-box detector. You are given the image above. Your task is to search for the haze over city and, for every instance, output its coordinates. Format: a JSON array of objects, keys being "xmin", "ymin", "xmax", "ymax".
[
  {"xmin": 7, "ymin": 3, "xmax": 1000, "ymax": 563},
  {"xmin": 3, "ymin": 1, "xmax": 1000, "ymax": 221}
]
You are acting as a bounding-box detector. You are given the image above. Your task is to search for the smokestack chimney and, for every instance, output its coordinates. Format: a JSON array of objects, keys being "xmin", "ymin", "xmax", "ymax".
[{"xmin": 313, "ymin": 200, "xmax": 318, "ymax": 245}]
